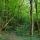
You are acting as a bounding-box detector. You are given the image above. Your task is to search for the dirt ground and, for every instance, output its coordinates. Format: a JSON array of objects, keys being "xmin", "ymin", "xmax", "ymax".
[{"xmin": 0, "ymin": 32, "xmax": 40, "ymax": 40}]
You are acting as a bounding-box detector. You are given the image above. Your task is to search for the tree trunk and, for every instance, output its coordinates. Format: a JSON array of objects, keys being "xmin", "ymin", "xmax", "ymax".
[
  {"xmin": 30, "ymin": 0, "xmax": 34, "ymax": 36},
  {"xmin": 34, "ymin": 0, "xmax": 39, "ymax": 34}
]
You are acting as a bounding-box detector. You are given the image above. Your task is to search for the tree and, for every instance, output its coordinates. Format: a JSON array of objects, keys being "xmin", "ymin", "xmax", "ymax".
[
  {"xmin": 29, "ymin": 0, "xmax": 34, "ymax": 36},
  {"xmin": 34, "ymin": 0, "xmax": 39, "ymax": 34}
]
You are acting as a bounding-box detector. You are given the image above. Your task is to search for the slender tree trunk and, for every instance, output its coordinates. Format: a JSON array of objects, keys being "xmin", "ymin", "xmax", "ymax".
[
  {"xmin": 30, "ymin": 0, "xmax": 34, "ymax": 36},
  {"xmin": 34, "ymin": 0, "xmax": 39, "ymax": 34}
]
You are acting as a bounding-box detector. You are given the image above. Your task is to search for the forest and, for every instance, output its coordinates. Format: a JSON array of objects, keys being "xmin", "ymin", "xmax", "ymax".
[{"xmin": 0, "ymin": 0, "xmax": 40, "ymax": 40}]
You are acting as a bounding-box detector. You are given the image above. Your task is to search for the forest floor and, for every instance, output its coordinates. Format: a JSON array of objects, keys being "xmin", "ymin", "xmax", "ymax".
[{"xmin": 0, "ymin": 31, "xmax": 40, "ymax": 40}]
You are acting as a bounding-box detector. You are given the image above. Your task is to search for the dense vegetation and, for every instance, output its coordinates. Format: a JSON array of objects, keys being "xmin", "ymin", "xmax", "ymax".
[{"xmin": 0, "ymin": 0, "xmax": 40, "ymax": 36}]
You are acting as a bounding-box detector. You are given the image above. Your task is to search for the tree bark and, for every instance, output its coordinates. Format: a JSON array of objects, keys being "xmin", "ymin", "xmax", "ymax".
[
  {"xmin": 34, "ymin": 0, "xmax": 39, "ymax": 34},
  {"xmin": 30, "ymin": 0, "xmax": 34, "ymax": 36}
]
